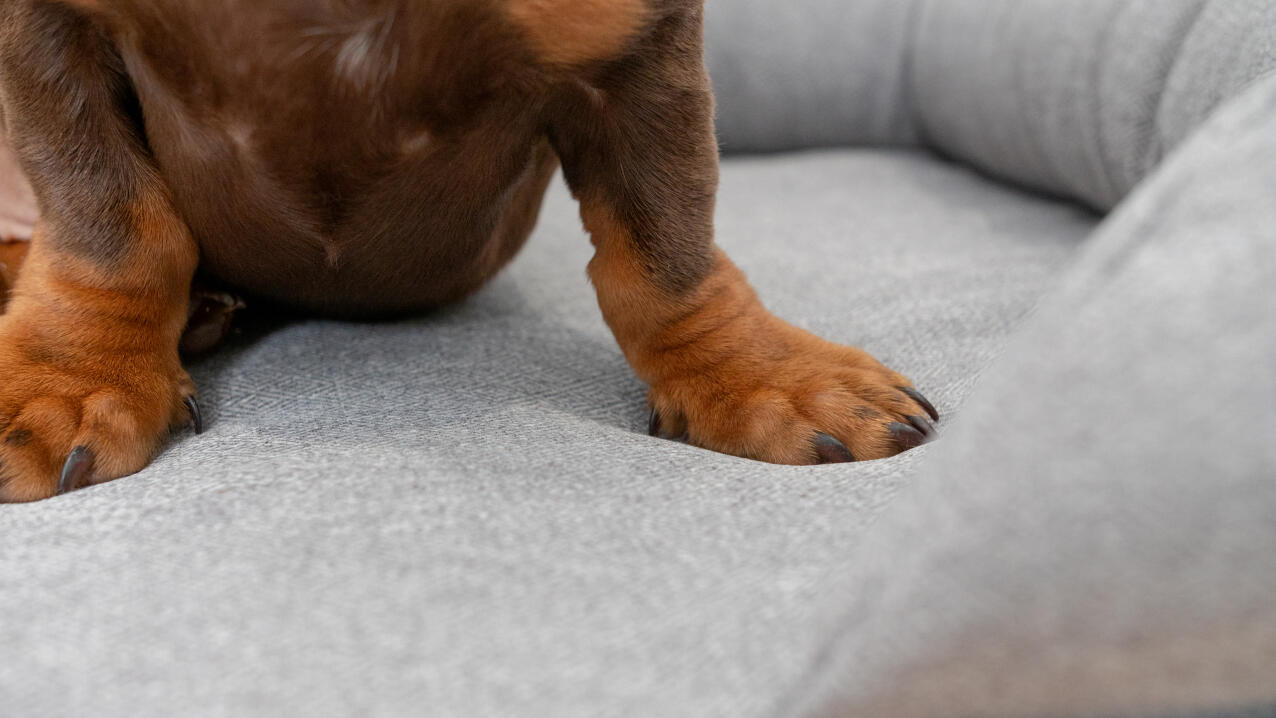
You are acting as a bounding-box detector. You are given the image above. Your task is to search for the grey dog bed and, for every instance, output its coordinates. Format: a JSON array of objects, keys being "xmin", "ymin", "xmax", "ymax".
[{"xmin": 3, "ymin": 1, "xmax": 1274, "ymax": 716}]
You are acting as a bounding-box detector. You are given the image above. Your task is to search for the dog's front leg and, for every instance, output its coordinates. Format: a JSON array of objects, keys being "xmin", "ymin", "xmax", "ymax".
[
  {"xmin": 0, "ymin": 4, "xmax": 198, "ymax": 501},
  {"xmin": 547, "ymin": 7, "xmax": 938, "ymax": 465}
]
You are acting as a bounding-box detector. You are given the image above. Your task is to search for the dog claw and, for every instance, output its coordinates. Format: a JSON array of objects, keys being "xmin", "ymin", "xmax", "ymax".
[
  {"xmin": 814, "ymin": 432, "xmax": 856, "ymax": 464},
  {"xmin": 184, "ymin": 395, "xmax": 203, "ymax": 435},
  {"xmin": 58, "ymin": 446, "xmax": 94, "ymax": 495},
  {"xmin": 906, "ymin": 415, "xmax": 936, "ymax": 439},
  {"xmin": 898, "ymin": 387, "xmax": 939, "ymax": 422},
  {"xmin": 180, "ymin": 289, "xmax": 245, "ymax": 356},
  {"xmin": 889, "ymin": 422, "xmax": 928, "ymax": 451},
  {"xmin": 647, "ymin": 408, "xmax": 688, "ymax": 442}
]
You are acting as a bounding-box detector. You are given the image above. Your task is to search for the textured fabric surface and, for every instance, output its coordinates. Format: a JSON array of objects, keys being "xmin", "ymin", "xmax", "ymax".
[
  {"xmin": 789, "ymin": 72, "xmax": 1276, "ymax": 718},
  {"xmin": 1159, "ymin": 1, "xmax": 1276, "ymax": 150},
  {"xmin": 912, "ymin": 0, "xmax": 1210, "ymax": 210},
  {"xmin": 910, "ymin": 0, "xmax": 1276, "ymax": 210},
  {"xmin": 705, "ymin": 0, "xmax": 919, "ymax": 152},
  {"xmin": 712, "ymin": 0, "xmax": 1276, "ymax": 213},
  {"xmin": 0, "ymin": 151, "xmax": 1092, "ymax": 717}
]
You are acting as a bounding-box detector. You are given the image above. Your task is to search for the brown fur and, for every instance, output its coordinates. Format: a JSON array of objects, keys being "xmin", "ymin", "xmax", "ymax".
[
  {"xmin": 0, "ymin": 224, "xmax": 194, "ymax": 501},
  {"xmin": 0, "ymin": 0, "xmax": 935, "ymax": 501},
  {"xmin": 0, "ymin": 240, "xmax": 27, "ymax": 300},
  {"xmin": 508, "ymin": 0, "xmax": 649, "ymax": 66},
  {"xmin": 586, "ymin": 208, "xmax": 924, "ymax": 464}
]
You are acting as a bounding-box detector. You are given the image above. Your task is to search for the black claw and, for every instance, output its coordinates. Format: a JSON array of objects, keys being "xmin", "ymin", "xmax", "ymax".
[
  {"xmin": 814, "ymin": 432, "xmax": 856, "ymax": 464},
  {"xmin": 889, "ymin": 422, "xmax": 927, "ymax": 451},
  {"xmin": 647, "ymin": 409, "xmax": 689, "ymax": 442},
  {"xmin": 184, "ymin": 395, "xmax": 203, "ymax": 435},
  {"xmin": 906, "ymin": 415, "xmax": 937, "ymax": 440},
  {"xmin": 58, "ymin": 446, "xmax": 94, "ymax": 496},
  {"xmin": 899, "ymin": 387, "xmax": 939, "ymax": 422}
]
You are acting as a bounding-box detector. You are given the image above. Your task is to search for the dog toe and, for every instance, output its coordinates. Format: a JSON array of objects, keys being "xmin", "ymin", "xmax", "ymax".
[{"xmin": 813, "ymin": 432, "xmax": 856, "ymax": 464}]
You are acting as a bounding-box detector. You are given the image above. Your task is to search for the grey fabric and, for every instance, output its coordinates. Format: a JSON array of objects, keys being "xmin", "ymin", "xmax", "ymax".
[
  {"xmin": 712, "ymin": 0, "xmax": 1276, "ymax": 213},
  {"xmin": 5, "ymin": 3, "xmax": 1274, "ymax": 716},
  {"xmin": 0, "ymin": 151, "xmax": 1092, "ymax": 717},
  {"xmin": 1159, "ymin": 1, "xmax": 1276, "ymax": 150},
  {"xmin": 705, "ymin": 0, "xmax": 919, "ymax": 152},
  {"xmin": 789, "ymin": 71, "xmax": 1276, "ymax": 718},
  {"xmin": 911, "ymin": 0, "xmax": 1210, "ymax": 210}
]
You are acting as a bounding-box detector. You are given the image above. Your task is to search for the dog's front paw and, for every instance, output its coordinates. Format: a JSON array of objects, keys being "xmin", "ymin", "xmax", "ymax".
[
  {"xmin": 0, "ymin": 317, "xmax": 198, "ymax": 502},
  {"xmin": 644, "ymin": 320, "xmax": 939, "ymax": 465}
]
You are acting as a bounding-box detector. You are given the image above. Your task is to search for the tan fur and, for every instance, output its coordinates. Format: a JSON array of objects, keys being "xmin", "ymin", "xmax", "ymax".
[
  {"xmin": 584, "ymin": 203, "xmax": 928, "ymax": 465},
  {"xmin": 0, "ymin": 190, "xmax": 196, "ymax": 502},
  {"xmin": 0, "ymin": 240, "xmax": 27, "ymax": 305},
  {"xmin": 507, "ymin": 0, "xmax": 648, "ymax": 66}
]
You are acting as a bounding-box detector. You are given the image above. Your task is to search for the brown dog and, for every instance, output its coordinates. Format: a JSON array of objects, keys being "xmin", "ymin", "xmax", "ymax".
[{"xmin": 0, "ymin": 0, "xmax": 938, "ymax": 502}]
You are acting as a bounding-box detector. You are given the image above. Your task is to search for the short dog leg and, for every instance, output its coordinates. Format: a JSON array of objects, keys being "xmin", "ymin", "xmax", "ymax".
[
  {"xmin": 549, "ymin": 7, "xmax": 938, "ymax": 464},
  {"xmin": 0, "ymin": 3, "xmax": 198, "ymax": 501}
]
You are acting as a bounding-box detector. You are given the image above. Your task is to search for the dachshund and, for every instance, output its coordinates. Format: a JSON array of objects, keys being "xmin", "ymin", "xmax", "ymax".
[{"xmin": 0, "ymin": 0, "xmax": 937, "ymax": 501}]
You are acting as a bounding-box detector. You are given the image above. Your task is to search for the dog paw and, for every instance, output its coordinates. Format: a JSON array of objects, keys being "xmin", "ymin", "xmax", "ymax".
[
  {"xmin": 0, "ymin": 318, "xmax": 199, "ymax": 502},
  {"xmin": 644, "ymin": 325, "xmax": 939, "ymax": 465}
]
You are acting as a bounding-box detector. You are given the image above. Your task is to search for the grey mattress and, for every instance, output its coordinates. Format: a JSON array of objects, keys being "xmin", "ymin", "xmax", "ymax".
[{"xmin": 0, "ymin": 149, "xmax": 1094, "ymax": 717}]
